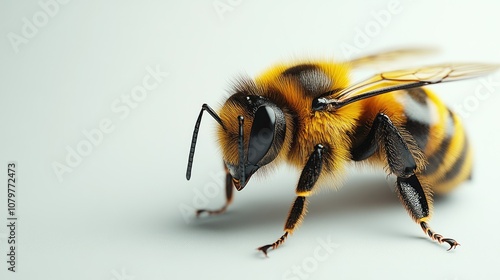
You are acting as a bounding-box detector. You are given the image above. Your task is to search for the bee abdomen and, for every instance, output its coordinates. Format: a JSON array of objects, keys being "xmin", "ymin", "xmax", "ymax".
[{"xmin": 403, "ymin": 89, "xmax": 472, "ymax": 193}]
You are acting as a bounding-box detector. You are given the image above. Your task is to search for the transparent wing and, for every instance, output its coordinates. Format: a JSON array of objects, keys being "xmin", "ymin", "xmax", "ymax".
[
  {"xmin": 315, "ymin": 63, "xmax": 500, "ymax": 111},
  {"xmin": 348, "ymin": 48, "xmax": 438, "ymax": 68}
]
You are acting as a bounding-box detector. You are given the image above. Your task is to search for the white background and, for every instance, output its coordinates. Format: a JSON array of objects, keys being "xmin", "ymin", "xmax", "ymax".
[{"xmin": 1, "ymin": 1, "xmax": 500, "ymax": 280}]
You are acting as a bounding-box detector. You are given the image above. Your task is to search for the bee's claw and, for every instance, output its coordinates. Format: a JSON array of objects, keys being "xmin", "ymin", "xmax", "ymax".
[
  {"xmin": 442, "ymin": 238, "xmax": 460, "ymax": 251},
  {"xmin": 257, "ymin": 245, "xmax": 272, "ymax": 258}
]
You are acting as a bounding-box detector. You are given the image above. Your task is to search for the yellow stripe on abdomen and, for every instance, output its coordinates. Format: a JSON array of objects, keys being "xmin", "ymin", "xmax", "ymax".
[{"xmin": 421, "ymin": 107, "xmax": 471, "ymax": 193}]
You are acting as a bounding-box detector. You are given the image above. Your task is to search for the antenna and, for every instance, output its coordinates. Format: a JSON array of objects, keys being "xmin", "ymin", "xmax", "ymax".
[
  {"xmin": 238, "ymin": 116, "xmax": 246, "ymax": 186},
  {"xmin": 186, "ymin": 104, "xmax": 225, "ymax": 180}
]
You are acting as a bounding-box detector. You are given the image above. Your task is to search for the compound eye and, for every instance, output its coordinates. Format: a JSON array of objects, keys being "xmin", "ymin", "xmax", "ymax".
[{"xmin": 247, "ymin": 106, "xmax": 276, "ymax": 165}]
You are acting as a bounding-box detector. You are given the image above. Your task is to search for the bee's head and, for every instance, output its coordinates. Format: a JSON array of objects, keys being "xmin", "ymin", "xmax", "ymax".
[
  {"xmin": 217, "ymin": 81, "xmax": 287, "ymax": 190},
  {"xmin": 186, "ymin": 79, "xmax": 287, "ymax": 191}
]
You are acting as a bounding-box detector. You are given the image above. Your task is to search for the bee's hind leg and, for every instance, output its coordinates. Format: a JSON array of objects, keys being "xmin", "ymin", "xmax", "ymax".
[
  {"xmin": 352, "ymin": 112, "xmax": 459, "ymax": 250},
  {"xmin": 397, "ymin": 175, "xmax": 459, "ymax": 250}
]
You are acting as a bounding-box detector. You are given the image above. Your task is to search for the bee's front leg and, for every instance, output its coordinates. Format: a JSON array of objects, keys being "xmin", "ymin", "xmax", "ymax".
[
  {"xmin": 257, "ymin": 144, "xmax": 325, "ymax": 257},
  {"xmin": 196, "ymin": 164, "xmax": 234, "ymax": 216}
]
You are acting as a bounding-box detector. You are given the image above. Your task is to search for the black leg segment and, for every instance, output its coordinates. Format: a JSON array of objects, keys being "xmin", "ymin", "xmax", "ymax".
[
  {"xmin": 351, "ymin": 113, "xmax": 420, "ymax": 177},
  {"xmin": 397, "ymin": 174, "xmax": 429, "ymax": 220},
  {"xmin": 296, "ymin": 144, "xmax": 325, "ymax": 195}
]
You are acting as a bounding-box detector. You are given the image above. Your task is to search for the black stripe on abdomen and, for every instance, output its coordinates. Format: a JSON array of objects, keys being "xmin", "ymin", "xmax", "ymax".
[
  {"xmin": 423, "ymin": 109, "xmax": 455, "ymax": 175},
  {"xmin": 437, "ymin": 136, "xmax": 470, "ymax": 184}
]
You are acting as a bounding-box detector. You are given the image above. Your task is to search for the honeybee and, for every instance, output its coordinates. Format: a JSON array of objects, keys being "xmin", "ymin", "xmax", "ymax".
[{"xmin": 186, "ymin": 49, "xmax": 498, "ymax": 256}]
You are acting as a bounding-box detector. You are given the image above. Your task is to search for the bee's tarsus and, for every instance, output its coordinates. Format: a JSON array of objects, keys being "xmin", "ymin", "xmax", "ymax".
[
  {"xmin": 257, "ymin": 232, "xmax": 288, "ymax": 258},
  {"xmin": 195, "ymin": 209, "xmax": 205, "ymax": 217},
  {"xmin": 420, "ymin": 221, "xmax": 460, "ymax": 251},
  {"xmin": 195, "ymin": 206, "xmax": 228, "ymax": 217},
  {"xmin": 194, "ymin": 164, "xmax": 234, "ymax": 218}
]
